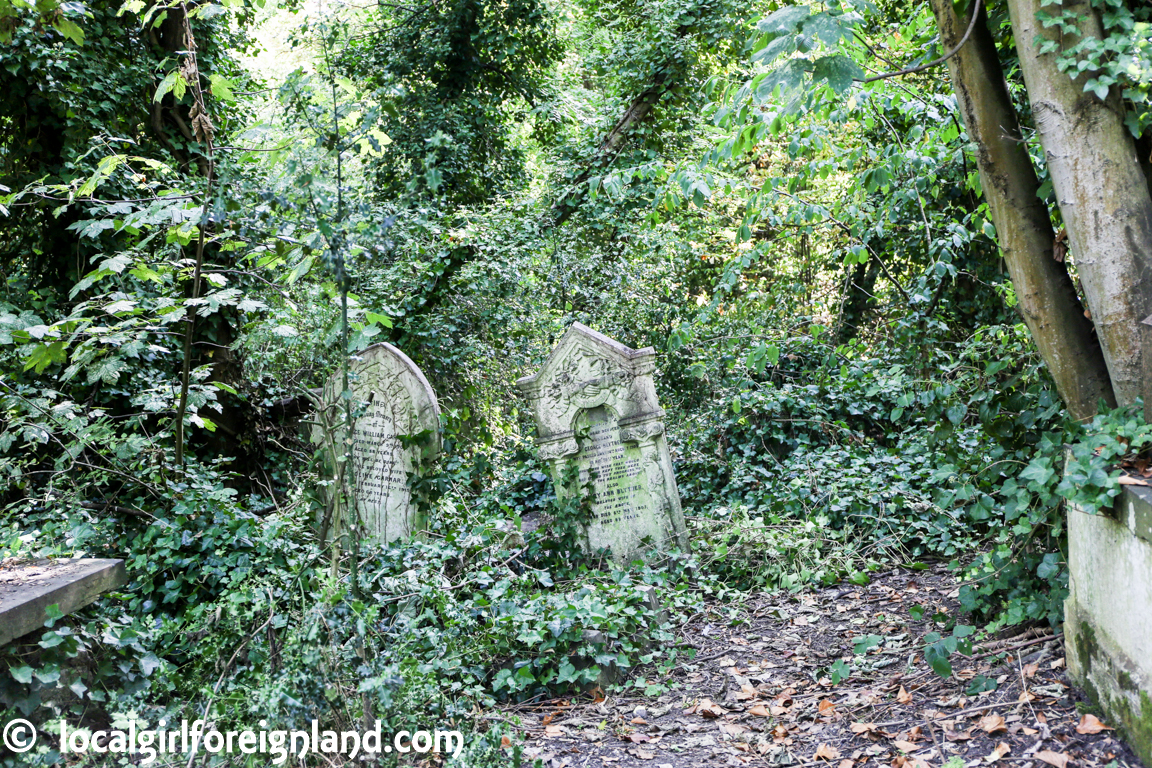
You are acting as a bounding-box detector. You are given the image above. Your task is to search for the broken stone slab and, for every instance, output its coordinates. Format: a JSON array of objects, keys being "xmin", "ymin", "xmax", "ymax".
[
  {"xmin": 0, "ymin": 558, "xmax": 127, "ymax": 646},
  {"xmin": 575, "ymin": 585, "xmax": 668, "ymax": 690}
]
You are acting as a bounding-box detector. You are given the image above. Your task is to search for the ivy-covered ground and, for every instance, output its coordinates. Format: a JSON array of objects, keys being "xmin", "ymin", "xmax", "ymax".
[
  {"xmin": 4, "ymin": 0, "xmax": 1152, "ymax": 764},
  {"xmin": 499, "ymin": 563, "xmax": 1140, "ymax": 768}
]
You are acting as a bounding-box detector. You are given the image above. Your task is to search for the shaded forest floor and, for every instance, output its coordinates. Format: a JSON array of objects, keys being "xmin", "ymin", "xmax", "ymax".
[{"xmin": 497, "ymin": 564, "xmax": 1142, "ymax": 768}]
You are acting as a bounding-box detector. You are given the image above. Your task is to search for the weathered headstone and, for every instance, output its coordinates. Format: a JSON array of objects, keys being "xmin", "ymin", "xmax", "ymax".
[
  {"xmin": 516, "ymin": 323, "xmax": 688, "ymax": 561},
  {"xmin": 313, "ymin": 343, "xmax": 440, "ymax": 544}
]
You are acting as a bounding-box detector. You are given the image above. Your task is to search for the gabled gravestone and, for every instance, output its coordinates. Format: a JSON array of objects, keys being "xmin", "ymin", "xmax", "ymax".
[
  {"xmin": 314, "ymin": 343, "xmax": 440, "ymax": 544},
  {"xmin": 516, "ymin": 323, "xmax": 688, "ymax": 561}
]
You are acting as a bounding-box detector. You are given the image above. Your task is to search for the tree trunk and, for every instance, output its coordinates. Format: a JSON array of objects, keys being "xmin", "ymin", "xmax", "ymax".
[
  {"xmin": 1006, "ymin": 0, "xmax": 1152, "ymax": 408},
  {"xmin": 554, "ymin": 72, "xmax": 672, "ymax": 225},
  {"xmin": 928, "ymin": 0, "xmax": 1115, "ymax": 419}
]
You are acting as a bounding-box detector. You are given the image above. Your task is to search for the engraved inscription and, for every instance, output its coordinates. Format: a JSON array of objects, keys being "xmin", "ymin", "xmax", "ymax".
[
  {"xmin": 577, "ymin": 407, "xmax": 647, "ymax": 530},
  {"xmin": 350, "ymin": 404, "xmax": 410, "ymax": 508}
]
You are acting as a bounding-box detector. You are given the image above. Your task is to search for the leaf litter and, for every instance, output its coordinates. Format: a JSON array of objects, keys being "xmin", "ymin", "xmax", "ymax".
[{"xmin": 494, "ymin": 563, "xmax": 1142, "ymax": 768}]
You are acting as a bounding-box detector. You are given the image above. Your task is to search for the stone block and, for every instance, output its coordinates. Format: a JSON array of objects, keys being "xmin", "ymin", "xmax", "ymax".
[
  {"xmin": 0, "ymin": 558, "xmax": 126, "ymax": 646},
  {"xmin": 1064, "ymin": 485, "xmax": 1152, "ymax": 765}
]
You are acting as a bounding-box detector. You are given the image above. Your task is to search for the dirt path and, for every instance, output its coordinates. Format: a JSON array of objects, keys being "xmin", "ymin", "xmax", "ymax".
[{"xmin": 498, "ymin": 564, "xmax": 1142, "ymax": 768}]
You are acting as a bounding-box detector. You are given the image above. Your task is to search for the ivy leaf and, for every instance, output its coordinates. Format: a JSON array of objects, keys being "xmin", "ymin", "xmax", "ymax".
[
  {"xmin": 10, "ymin": 665, "xmax": 34, "ymax": 684},
  {"xmin": 139, "ymin": 652, "xmax": 163, "ymax": 676},
  {"xmin": 1036, "ymin": 552, "xmax": 1062, "ymax": 580},
  {"xmin": 1020, "ymin": 459, "xmax": 1055, "ymax": 486}
]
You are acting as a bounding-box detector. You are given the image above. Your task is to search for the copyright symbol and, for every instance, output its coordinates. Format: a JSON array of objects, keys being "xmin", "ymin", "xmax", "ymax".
[{"xmin": 3, "ymin": 718, "xmax": 37, "ymax": 753}]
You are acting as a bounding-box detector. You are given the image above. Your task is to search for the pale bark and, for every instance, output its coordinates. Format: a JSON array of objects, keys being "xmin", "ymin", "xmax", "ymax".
[
  {"xmin": 929, "ymin": 0, "xmax": 1114, "ymax": 419},
  {"xmin": 1007, "ymin": 0, "xmax": 1152, "ymax": 407}
]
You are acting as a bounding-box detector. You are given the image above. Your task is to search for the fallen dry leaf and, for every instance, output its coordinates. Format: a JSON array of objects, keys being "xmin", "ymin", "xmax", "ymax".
[
  {"xmin": 771, "ymin": 705, "xmax": 790, "ymax": 716},
  {"xmin": 893, "ymin": 741, "xmax": 919, "ymax": 752},
  {"xmin": 542, "ymin": 714, "xmax": 554, "ymax": 726},
  {"xmin": 736, "ymin": 684, "xmax": 758, "ymax": 701},
  {"xmin": 985, "ymin": 742, "xmax": 1011, "ymax": 763},
  {"xmin": 630, "ymin": 717, "xmax": 648, "ymax": 725},
  {"xmin": 850, "ymin": 722, "xmax": 877, "ymax": 735},
  {"xmin": 839, "ymin": 761, "xmax": 854, "ymax": 768},
  {"xmin": 815, "ymin": 743, "xmax": 841, "ymax": 761},
  {"xmin": 629, "ymin": 748, "xmax": 655, "ymax": 760},
  {"xmin": 500, "ymin": 735, "xmax": 511, "ymax": 748},
  {"xmin": 696, "ymin": 698, "xmax": 726, "ymax": 718},
  {"xmin": 979, "ymin": 714, "xmax": 1007, "ymax": 734},
  {"xmin": 626, "ymin": 733, "xmax": 650, "ymax": 744},
  {"xmin": 819, "ymin": 699, "xmax": 837, "ymax": 716},
  {"xmin": 1022, "ymin": 662, "xmax": 1039, "ymax": 679},
  {"xmin": 544, "ymin": 725, "xmax": 565, "ymax": 738},
  {"xmin": 897, "ymin": 686, "xmax": 912, "ymax": 705},
  {"xmin": 1050, "ymin": 658, "xmax": 1066, "ymax": 670},
  {"xmin": 749, "ymin": 705, "xmax": 771, "ymax": 717},
  {"xmin": 1076, "ymin": 714, "xmax": 1113, "ymax": 734},
  {"xmin": 1035, "ymin": 750, "xmax": 1072, "ymax": 768}
]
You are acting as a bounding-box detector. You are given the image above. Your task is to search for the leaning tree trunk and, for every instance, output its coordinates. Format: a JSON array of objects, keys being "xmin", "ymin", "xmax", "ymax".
[
  {"xmin": 1006, "ymin": 0, "xmax": 1152, "ymax": 408},
  {"xmin": 928, "ymin": 0, "xmax": 1115, "ymax": 419}
]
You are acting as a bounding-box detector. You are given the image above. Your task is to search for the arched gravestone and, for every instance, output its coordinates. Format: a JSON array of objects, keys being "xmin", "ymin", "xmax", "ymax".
[
  {"xmin": 313, "ymin": 343, "xmax": 440, "ymax": 544},
  {"xmin": 516, "ymin": 323, "xmax": 689, "ymax": 561}
]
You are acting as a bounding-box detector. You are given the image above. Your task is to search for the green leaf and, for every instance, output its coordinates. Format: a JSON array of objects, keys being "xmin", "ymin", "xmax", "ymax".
[
  {"xmin": 758, "ymin": 5, "xmax": 810, "ymax": 37},
  {"xmin": 10, "ymin": 665, "xmax": 34, "ymax": 684},
  {"xmin": 208, "ymin": 73, "xmax": 235, "ymax": 102},
  {"xmin": 752, "ymin": 34, "xmax": 797, "ymax": 65},
  {"xmin": 53, "ymin": 17, "xmax": 85, "ymax": 44},
  {"xmin": 925, "ymin": 643, "xmax": 953, "ymax": 677},
  {"xmin": 812, "ymin": 55, "xmax": 864, "ymax": 94},
  {"xmin": 154, "ymin": 71, "xmax": 179, "ymax": 103},
  {"xmin": 756, "ymin": 59, "xmax": 813, "ymax": 100},
  {"xmin": 365, "ymin": 311, "xmax": 393, "ymax": 328},
  {"xmin": 802, "ymin": 13, "xmax": 847, "ymax": 46},
  {"xmin": 24, "ymin": 341, "xmax": 67, "ymax": 373},
  {"xmin": 828, "ymin": 658, "xmax": 851, "ymax": 684}
]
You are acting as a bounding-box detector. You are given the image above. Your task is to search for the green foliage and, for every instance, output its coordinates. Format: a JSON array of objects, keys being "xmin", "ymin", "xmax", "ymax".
[
  {"xmin": 1059, "ymin": 403, "xmax": 1152, "ymax": 514},
  {"xmin": 1036, "ymin": 0, "xmax": 1152, "ymax": 137},
  {"xmin": 3, "ymin": 0, "xmax": 1146, "ymax": 749},
  {"xmin": 335, "ymin": 0, "xmax": 562, "ymax": 203}
]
